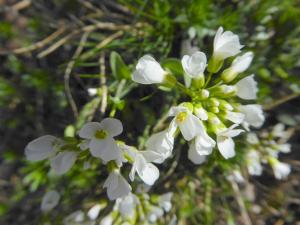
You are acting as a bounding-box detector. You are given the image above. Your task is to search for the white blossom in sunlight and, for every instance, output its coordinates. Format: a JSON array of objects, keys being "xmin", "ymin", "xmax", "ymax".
[
  {"xmin": 181, "ymin": 51, "xmax": 207, "ymax": 79},
  {"xmin": 79, "ymin": 118, "xmax": 123, "ymax": 164},
  {"xmin": 217, "ymin": 125, "xmax": 244, "ymax": 159},
  {"xmin": 236, "ymin": 74, "xmax": 258, "ymax": 100},
  {"xmin": 221, "ymin": 52, "xmax": 253, "ymax": 82},
  {"xmin": 132, "ymin": 55, "xmax": 166, "ymax": 84},
  {"xmin": 25, "ymin": 135, "xmax": 60, "ymax": 161},
  {"xmin": 122, "ymin": 146, "xmax": 160, "ymax": 186},
  {"xmin": 87, "ymin": 204, "xmax": 103, "ymax": 220},
  {"xmin": 247, "ymin": 150, "xmax": 263, "ymax": 176},
  {"xmin": 41, "ymin": 190, "xmax": 60, "ymax": 212},
  {"xmin": 103, "ymin": 170, "xmax": 132, "ymax": 200},
  {"xmin": 63, "ymin": 210, "xmax": 85, "ymax": 225},
  {"xmin": 213, "ymin": 26, "xmax": 243, "ymax": 60},
  {"xmin": 158, "ymin": 192, "xmax": 173, "ymax": 212},
  {"xmin": 239, "ymin": 104, "xmax": 265, "ymax": 129},
  {"xmin": 168, "ymin": 106, "xmax": 203, "ymax": 141},
  {"xmin": 145, "ymin": 121, "xmax": 176, "ymax": 163},
  {"xmin": 272, "ymin": 161, "xmax": 291, "ymax": 180},
  {"xmin": 50, "ymin": 151, "xmax": 77, "ymax": 175},
  {"xmin": 116, "ymin": 193, "xmax": 139, "ymax": 218}
]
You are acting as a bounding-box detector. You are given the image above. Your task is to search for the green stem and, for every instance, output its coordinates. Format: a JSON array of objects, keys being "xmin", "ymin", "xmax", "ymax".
[
  {"xmin": 263, "ymin": 90, "xmax": 300, "ymax": 111},
  {"xmin": 204, "ymin": 73, "xmax": 213, "ymax": 88}
]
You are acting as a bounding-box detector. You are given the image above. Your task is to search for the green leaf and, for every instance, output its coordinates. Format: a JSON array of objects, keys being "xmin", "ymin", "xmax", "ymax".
[
  {"xmin": 161, "ymin": 58, "xmax": 184, "ymax": 77},
  {"xmin": 110, "ymin": 51, "xmax": 131, "ymax": 79}
]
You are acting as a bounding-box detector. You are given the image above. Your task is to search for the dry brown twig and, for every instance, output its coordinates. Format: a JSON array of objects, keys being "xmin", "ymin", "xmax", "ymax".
[
  {"xmin": 99, "ymin": 53, "xmax": 108, "ymax": 115},
  {"xmin": 230, "ymin": 180, "xmax": 253, "ymax": 225}
]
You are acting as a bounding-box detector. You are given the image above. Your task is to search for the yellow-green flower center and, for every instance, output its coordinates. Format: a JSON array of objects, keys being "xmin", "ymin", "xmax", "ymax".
[
  {"xmin": 176, "ymin": 112, "xmax": 187, "ymax": 123},
  {"xmin": 94, "ymin": 130, "xmax": 108, "ymax": 139}
]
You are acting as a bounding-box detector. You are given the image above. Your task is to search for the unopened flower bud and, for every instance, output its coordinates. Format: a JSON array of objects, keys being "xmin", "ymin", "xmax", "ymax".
[{"xmin": 200, "ymin": 89, "xmax": 210, "ymax": 99}]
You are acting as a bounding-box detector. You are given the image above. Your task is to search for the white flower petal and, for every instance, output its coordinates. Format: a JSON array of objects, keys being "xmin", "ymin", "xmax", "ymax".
[
  {"xmin": 50, "ymin": 151, "xmax": 77, "ymax": 175},
  {"xmin": 273, "ymin": 162, "xmax": 291, "ymax": 180},
  {"xmin": 89, "ymin": 137, "xmax": 121, "ymax": 162},
  {"xmin": 239, "ymin": 104, "xmax": 265, "ymax": 128},
  {"xmin": 246, "ymin": 133, "xmax": 259, "ymax": 144},
  {"xmin": 100, "ymin": 118, "xmax": 123, "ymax": 137},
  {"xmin": 158, "ymin": 192, "xmax": 173, "ymax": 212},
  {"xmin": 181, "ymin": 51, "xmax": 207, "ymax": 78},
  {"xmin": 88, "ymin": 204, "xmax": 102, "ymax": 220},
  {"xmin": 99, "ymin": 215, "xmax": 113, "ymax": 225},
  {"xmin": 188, "ymin": 143, "xmax": 207, "ymax": 164},
  {"xmin": 132, "ymin": 154, "xmax": 159, "ymax": 185},
  {"xmin": 132, "ymin": 55, "xmax": 165, "ymax": 84},
  {"xmin": 79, "ymin": 122, "xmax": 102, "ymax": 139},
  {"xmin": 118, "ymin": 193, "xmax": 139, "ymax": 218},
  {"xmin": 25, "ymin": 135, "xmax": 57, "ymax": 161},
  {"xmin": 236, "ymin": 74, "xmax": 258, "ymax": 100},
  {"xmin": 178, "ymin": 114, "xmax": 202, "ymax": 141},
  {"xmin": 217, "ymin": 136, "xmax": 236, "ymax": 159},
  {"xmin": 168, "ymin": 106, "xmax": 188, "ymax": 117},
  {"xmin": 194, "ymin": 135, "xmax": 215, "ymax": 155},
  {"xmin": 104, "ymin": 171, "xmax": 132, "ymax": 200},
  {"xmin": 225, "ymin": 111, "xmax": 245, "ymax": 124},
  {"xmin": 41, "ymin": 190, "xmax": 60, "ymax": 212},
  {"xmin": 213, "ymin": 27, "xmax": 243, "ymax": 59},
  {"xmin": 231, "ymin": 52, "xmax": 254, "ymax": 73},
  {"xmin": 278, "ymin": 144, "xmax": 291, "ymax": 153},
  {"xmin": 145, "ymin": 127, "xmax": 175, "ymax": 163}
]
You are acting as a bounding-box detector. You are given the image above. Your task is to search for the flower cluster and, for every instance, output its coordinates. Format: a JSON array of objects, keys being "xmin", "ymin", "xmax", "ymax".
[
  {"xmin": 45, "ymin": 191, "xmax": 173, "ymax": 225},
  {"xmin": 132, "ymin": 26, "xmax": 264, "ymax": 163},
  {"xmin": 24, "ymin": 27, "xmax": 265, "ymax": 223},
  {"xmin": 245, "ymin": 123, "xmax": 293, "ymax": 179},
  {"xmin": 25, "ymin": 118, "xmax": 168, "ymax": 202}
]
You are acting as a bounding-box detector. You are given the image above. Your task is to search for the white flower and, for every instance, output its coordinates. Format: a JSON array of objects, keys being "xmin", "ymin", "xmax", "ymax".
[
  {"xmin": 41, "ymin": 190, "xmax": 60, "ymax": 212},
  {"xmin": 181, "ymin": 51, "xmax": 207, "ymax": 78},
  {"xmin": 79, "ymin": 118, "xmax": 123, "ymax": 163},
  {"xmin": 271, "ymin": 123, "xmax": 291, "ymax": 139},
  {"xmin": 103, "ymin": 170, "xmax": 132, "ymax": 200},
  {"xmin": 132, "ymin": 55, "xmax": 166, "ymax": 84},
  {"xmin": 117, "ymin": 193, "xmax": 139, "ymax": 218},
  {"xmin": 129, "ymin": 151, "xmax": 160, "ymax": 186},
  {"xmin": 25, "ymin": 135, "xmax": 59, "ymax": 161},
  {"xmin": 194, "ymin": 106, "xmax": 208, "ymax": 120},
  {"xmin": 188, "ymin": 144, "xmax": 207, "ymax": 165},
  {"xmin": 148, "ymin": 206, "xmax": 164, "ymax": 223},
  {"xmin": 168, "ymin": 106, "xmax": 203, "ymax": 141},
  {"xmin": 246, "ymin": 132, "xmax": 259, "ymax": 144},
  {"xmin": 231, "ymin": 52, "xmax": 253, "ymax": 73},
  {"xmin": 217, "ymin": 124, "xmax": 244, "ymax": 159},
  {"xmin": 50, "ymin": 151, "xmax": 77, "ymax": 175},
  {"xmin": 88, "ymin": 204, "xmax": 103, "ymax": 220},
  {"xmin": 247, "ymin": 150, "xmax": 263, "ymax": 176},
  {"xmin": 188, "ymin": 123, "xmax": 216, "ymax": 164},
  {"xmin": 225, "ymin": 111, "xmax": 245, "ymax": 124},
  {"xmin": 87, "ymin": 88, "xmax": 98, "ymax": 96},
  {"xmin": 158, "ymin": 193, "xmax": 173, "ymax": 212},
  {"xmin": 145, "ymin": 121, "xmax": 176, "ymax": 163},
  {"xmin": 238, "ymin": 104, "xmax": 265, "ymax": 129},
  {"xmin": 277, "ymin": 144, "xmax": 291, "ymax": 153},
  {"xmin": 213, "ymin": 27, "xmax": 243, "ymax": 59},
  {"xmin": 63, "ymin": 210, "xmax": 85, "ymax": 225},
  {"xmin": 272, "ymin": 161, "xmax": 291, "ymax": 180},
  {"xmin": 227, "ymin": 170, "xmax": 245, "ymax": 183},
  {"xmin": 99, "ymin": 215, "xmax": 113, "ymax": 225},
  {"xmin": 221, "ymin": 52, "xmax": 254, "ymax": 83},
  {"xmin": 236, "ymin": 74, "xmax": 258, "ymax": 100}
]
